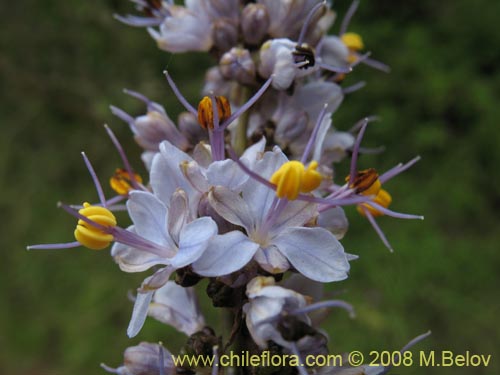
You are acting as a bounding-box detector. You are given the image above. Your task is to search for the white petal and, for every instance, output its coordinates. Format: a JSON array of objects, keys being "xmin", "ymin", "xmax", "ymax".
[
  {"xmin": 127, "ymin": 291, "xmax": 153, "ymax": 338},
  {"xmin": 242, "ymin": 147, "xmax": 288, "ymax": 223},
  {"xmin": 208, "ymin": 186, "xmax": 255, "ymax": 232},
  {"xmin": 171, "ymin": 217, "xmax": 218, "ymax": 268},
  {"xmin": 207, "ymin": 159, "xmax": 249, "ymax": 191},
  {"xmin": 254, "ymin": 245, "xmax": 290, "ymax": 274},
  {"xmin": 150, "ymin": 141, "xmax": 194, "ymax": 208},
  {"xmin": 149, "ymin": 281, "xmax": 205, "ymax": 336},
  {"xmin": 127, "ymin": 191, "xmax": 175, "ymax": 248},
  {"xmin": 167, "ymin": 190, "xmax": 191, "ymax": 244},
  {"xmin": 240, "ymin": 137, "xmax": 266, "ymax": 167},
  {"xmin": 192, "ymin": 231, "xmax": 260, "ymax": 277},
  {"xmin": 111, "ymin": 227, "xmax": 171, "ymax": 273},
  {"xmin": 272, "ymin": 227, "xmax": 349, "ymax": 282},
  {"xmin": 181, "ymin": 160, "xmax": 209, "ymax": 193},
  {"xmin": 317, "ymin": 206, "xmax": 349, "ymax": 240},
  {"xmin": 269, "ymin": 200, "xmax": 316, "ymax": 238}
]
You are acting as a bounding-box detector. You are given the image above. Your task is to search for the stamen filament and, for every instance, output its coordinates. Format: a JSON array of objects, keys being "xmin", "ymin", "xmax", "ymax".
[
  {"xmin": 364, "ymin": 202, "xmax": 424, "ymax": 220},
  {"xmin": 339, "ymin": 0, "xmax": 360, "ymax": 36},
  {"xmin": 290, "ymin": 299, "xmax": 355, "ymax": 318},
  {"xmin": 379, "ymin": 156, "xmax": 421, "ymax": 183},
  {"xmin": 318, "ymin": 61, "xmax": 352, "ymax": 74},
  {"xmin": 104, "ymin": 125, "xmax": 143, "ymax": 191},
  {"xmin": 349, "ymin": 119, "xmax": 369, "ymax": 184},
  {"xmin": 164, "ymin": 70, "xmax": 198, "ymax": 115},
  {"xmin": 81, "ymin": 152, "xmax": 107, "ymax": 207},
  {"xmin": 27, "ymin": 241, "xmax": 82, "ymax": 250},
  {"xmin": 342, "ymin": 81, "xmax": 366, "ymax": 94},
  {"xmin": 297, "ymin": 1, "xmax": 326, "ymax": 46},
  {"xmin": 300, "ymin": 103, "xmax": 328, "ymax": 164},
  {"xmin": 218, "ymin": 76, "xmax": 273, "ymax": 131},
  {"xmin": 362, "ymin": 207, "xmax": 394, "ymax": 252}
]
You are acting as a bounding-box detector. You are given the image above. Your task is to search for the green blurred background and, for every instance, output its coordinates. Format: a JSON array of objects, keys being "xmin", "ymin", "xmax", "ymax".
[{"xmin": 2, "ymin": 0, "xmax": 499, "ymax": 374}]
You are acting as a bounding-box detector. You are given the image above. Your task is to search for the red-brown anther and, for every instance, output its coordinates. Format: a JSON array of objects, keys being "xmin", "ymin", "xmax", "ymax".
[
  {"xmin": 346, "ymin": 168, "xmax": 381, "ymax": 196},
  {"xmin": 197, "ymin": 96, "xmax": 231, "ymax": 130}
]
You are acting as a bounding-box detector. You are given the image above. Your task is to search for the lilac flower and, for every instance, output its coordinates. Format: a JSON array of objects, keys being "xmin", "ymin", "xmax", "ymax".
[{"xmin": 201, "ymin": 146, "xmax": 351, "ymax": 282}]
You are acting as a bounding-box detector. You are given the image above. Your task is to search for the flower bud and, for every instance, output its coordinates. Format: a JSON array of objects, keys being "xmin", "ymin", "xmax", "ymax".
[
  {"xmin": 219, "ymin": 47, "xmax": 256, "ymax": 85},
  {"xmin": 241, "ymin": 3, "xmax": 270, "ymax": 46},
  {"xmin": 212, "ymin": 19, "xmax": 238, "ymax": 53},
  {"xmin": 123, "ymin": 342, "xmax": 173, "ymax": 375}
]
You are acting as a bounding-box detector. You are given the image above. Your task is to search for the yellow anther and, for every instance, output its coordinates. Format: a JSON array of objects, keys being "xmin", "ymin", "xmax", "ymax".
[
  {"xmin": 357, "ymin": 189, "xmax": 392, "ymax": 217},
  {"xmin": 346, "ymin": 168, "xmax": 381, "ymax": 196},
  {"xmin": 110, "ymin": 168, "xmax": 143, "ymax": 195},
  {"xmin": 341, "ymin": 32, "xmax": 364, "ymax": 51},
  {"xmin": 74, "ymin": 202, "xmax": 116, "ymax": 250},
  {"xmin": 270, "ymin": 160, "xmax": 322, "ymax": 200},
  {"xmin": 197, "ymin": 96, "xmax": 231, "ymax": 130}
]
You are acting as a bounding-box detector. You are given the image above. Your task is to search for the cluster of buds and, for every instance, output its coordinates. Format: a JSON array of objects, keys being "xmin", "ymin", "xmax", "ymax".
[{"xmin": 29, "ymin": 1, "xmax": 429, "ymax": 374}]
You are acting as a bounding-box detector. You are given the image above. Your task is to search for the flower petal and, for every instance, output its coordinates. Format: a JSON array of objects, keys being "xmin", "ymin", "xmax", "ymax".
[
  {"xmin": 242, "ymin": 147, "xmax": 288, "ymax": 223},
  {"xmin": 192, "ymin": 231, "xmax": 260, "ymax": 277},
  {"xmin": 171, "ymin": 217, "xmax": 218, "ymax": 268},
  {"xmin": 149, "ymin": 281, "xmax": 205, "ymax": 336},
  {"xmin": 208, "ymin": 186, "xmax": 255, "ymax": 232},
  {"xmin": 167, "ymin": 190, "xmax": 191, "ymax": 245},
  {"xmin": 150, "ymin": 141, "xmax": 194, "ymax": 208},
  {"xmin": 273, "ymin": 227, "xmax": 349, "ymax": 282},
  {"xmin": 127, "ymin": 290, "xmax": 153, "ymax": 338},
  {"xmin": 207, "ymin": 159, "xmax": 249, "ymax": 191},
  {"xmin": 127, "ymin": 191, "xmax": 175, "ymax": 249}
]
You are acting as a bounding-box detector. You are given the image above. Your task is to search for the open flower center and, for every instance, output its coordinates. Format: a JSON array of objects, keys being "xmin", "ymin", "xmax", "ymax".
[
  {"xmin": 110, "ymin": 168, "xmax": 143, "ymax": 195},
  {"xmin": 197, "ymin": 95, "xmax": 231, "ymax": 130},
  {"xmin": 74, "ymin": 203, "xmax": 116, "ymax": 250},
  {"xmin": 270, "ymin": 160, "xmax": 322, "ymax": 200}
]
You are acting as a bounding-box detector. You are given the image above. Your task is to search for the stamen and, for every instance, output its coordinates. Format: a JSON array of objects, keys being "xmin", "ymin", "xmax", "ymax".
[
  {"xmin": 348, "ymin": 119, "xmax": 369, "ymax": 184},
  {"xmin": 110, "ymin": 168, "xmax": 143, "ymax": 195},
  {"xmin": 297, "ymin": 1, "xmax": 326, "ymax": 46},
  {"xmin": 342, "ymin": 81, "xmax": 366, "ymax": 94},
  {"xmin": 81, "ymin": 152, "xmax": 106, "ymax": 207},
  {"xmin": 346, "ymin": 168, "xmax": 381, "ymax": 196},
  {"xmin": 379, "ymin": 156, "xmax": 421, "ymax": 183},
  {"xmin": 339, "ymin": 0, "xmax": 360, "ymax": 36},
  {"xmin": 163, "ymin": 70, "xmax": 197, "ymax": 115},
  {"xmin": 100, "ymin": 363, "xmax": 121, "ymax": 374},
  {"xmin": 74, "ymin": 203, "xmax": 117, "ymax": 250},
  {"xmin": 270, "ymin": 160, "xmax": 322, "ymax": 200},
  {"xmin": 357, "ymin": 188, "xmax": 392, "ymax": 217},
  {"xmin": 197, "ymin": 95, "xmax": 231, "ymax": 130},
  {"xmin": 104, "ymin": 125, "xmax": 142, "ymax": 191},
  {"xmin": 290, "ymin": 300, "xmax": 355, "ymax": 318},
  {"xmin": 301, "ymin": 103, "xmax": 328, "ymax": 164},
  {"xmin": 341, "ymin": 32, "xmax": 364, "ymax": 51},
  {"xmin": 218, "ymin": 75, "xmax": 273, "ymax": 131},
  {"xmin": 362, "ymin": 207, "xmax": 394, "ymax": 252},
  {"xmin": 113, "ymin": 14, "xmax": 163, "ymax": 27},
  {"xmin": 361, "ymin": 56, "xmax": 391, "ymax": 73},
  {"xmin": 317, "ymin": 61, "xmax": 352, "ymax": 74},
  {"xmin": 27, "ymin": 241, "xmax": 82, "ymax": 251}
]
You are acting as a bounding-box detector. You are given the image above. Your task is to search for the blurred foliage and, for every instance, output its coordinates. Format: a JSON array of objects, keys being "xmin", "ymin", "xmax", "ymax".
[{"xmin": 1, "ymin": 0, "xmax": 499, "ymax": 374}]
